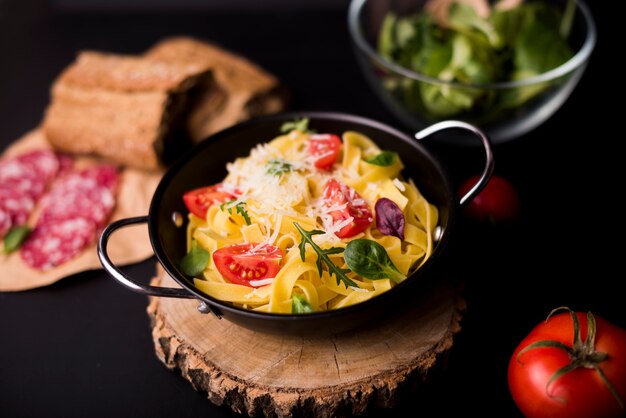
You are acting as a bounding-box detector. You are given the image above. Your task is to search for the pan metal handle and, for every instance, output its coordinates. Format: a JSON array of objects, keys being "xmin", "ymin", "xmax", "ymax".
[
  {"xmin": 97, "ymin": 216, "xmax": 194, "ymax": 299},
  {"xmin": 415, "ymin": 120, "xmax": 495, "ymax": 207}
]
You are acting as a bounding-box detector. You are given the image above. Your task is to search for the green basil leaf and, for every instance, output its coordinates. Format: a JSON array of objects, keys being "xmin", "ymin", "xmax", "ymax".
[
  {"xmin": 366, "ymin": 151, "xmax": 397, "ymax": 167},
  {"xmin": 3, "ymin": 226, "xmax": 32, "ymax": 254},
  {"xmin": 344, "ymin": 239, "xmax": 406, "ymax": 283},
  {"xmin": 292, "ymin": 294, "xmax": 314, "ymax": 313},
  {"xmin": 180, "ymin": 242, "xmax": 210, "ymax": 277}
]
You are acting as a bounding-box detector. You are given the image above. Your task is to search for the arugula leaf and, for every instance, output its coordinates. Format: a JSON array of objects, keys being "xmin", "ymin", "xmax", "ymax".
[
  {"xmin": 366, "ymin": 151, "xmax": 397, "ymax": 167},
  {"xmin": 180, "ymin": 241, "xmax": 210, "ymax": 277},
  {"xmin": 280, "ymin": 118, "xmax": 314, "ymax": 134},
  {"xmin": 266, "ymin": 159, "xmax": 293, "ymax": 176},
  {"xmin": 221, "ymin": 200, "xmax": 251, "ymax": 225},
  {"xmin": 293, "ymin": 222, "xmax": 358, "ymax": 289},
  {"xmin": 3, "ymin": 226, "xmax": 31, "ymax": 254},
  {"xmin": 292, "ymin": 294, "xmax": 314, "ymax": 313},
  {"xmin": 344, "ymin": 239, "xmax": 406, "ymax": 283}
]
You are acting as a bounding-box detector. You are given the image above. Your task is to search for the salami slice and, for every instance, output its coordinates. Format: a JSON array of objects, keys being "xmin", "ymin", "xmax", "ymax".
[
  {"xmin": 18, "ymin": 164, "xmax": 119, "ymax": 268},
  {"xmin": 0, "ymin": 176, "xmax": 47, "ymax": 200},
  {"xmin": 14, "ymin": 150, "xmax": 62, "ymax": 181},
  {"xmin": 20, "ymin": 218, "xmax": 97, "ymax": 270},
  {"xmin": 0, "ymin": 150, "xmax": 67, "ymax": 197},
  {"xmin": 37, "ymin": 165, "xmax": 119, "ymax": 228},
  {"xmin": 84, "ymin": 164, "xmax": 119, "ymax": 190},
  {"xmin": 0, "ymin": 150, "xmax": 73, "ymax": 238},
  {"xmin": 0, "ymin": 207, "xmax": 11, "ymax": 237},
  {"xmin": 0, "ymin": 188, "xmax": 35, "ymax": 226}
]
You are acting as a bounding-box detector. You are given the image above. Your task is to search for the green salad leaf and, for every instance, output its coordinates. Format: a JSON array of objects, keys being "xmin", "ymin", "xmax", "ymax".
[
  {"xmin": 448, "ymin": 2, "xmax": 502, "ymax": 48},
  {"xmin": 513, "ymin": 6, "xmax": 573, "ymax": 75},
  {"xmin": 377, "ymin": 0, "xmax": 574, "ymax": 118}
]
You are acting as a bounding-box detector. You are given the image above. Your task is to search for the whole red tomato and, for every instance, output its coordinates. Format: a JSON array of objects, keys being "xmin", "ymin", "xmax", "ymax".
[
  {"xmin": 459, "ymin": 174, "xmax": 520, "ymax": 223},
  {"xmin": 509, "ymin": 308, "xmax": 626, "ymax": 418}
]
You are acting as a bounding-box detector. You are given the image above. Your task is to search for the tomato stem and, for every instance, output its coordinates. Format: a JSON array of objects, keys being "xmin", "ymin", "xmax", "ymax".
[
  {"xmin": 595, "ymin": 363, "xmax": 625, "ymax": 409},
  {"xmin": 519, "ymin": 307, "xmax": 625, "ymax": 409}
]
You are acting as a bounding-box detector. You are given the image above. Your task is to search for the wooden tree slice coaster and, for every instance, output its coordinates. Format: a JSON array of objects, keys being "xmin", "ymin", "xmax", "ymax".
[{"xmin": 147, "ymin": 265, "xmax": 465, "ymax": 417}]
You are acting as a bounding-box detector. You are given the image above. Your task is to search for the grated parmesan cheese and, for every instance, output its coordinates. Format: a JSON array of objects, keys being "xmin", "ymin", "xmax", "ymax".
[
  {"xmin": 393, "ymin": 178, "xmax": 406, "ymax": 192},
  {"xmin": 249, "ymin": 278, "xmax": 274, "ymax": 287}
]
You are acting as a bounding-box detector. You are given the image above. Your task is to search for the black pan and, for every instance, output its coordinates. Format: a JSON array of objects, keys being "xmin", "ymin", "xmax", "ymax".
[{"xmin": 98, "ymin": 112, "xmax": 493, "ymax": 335}]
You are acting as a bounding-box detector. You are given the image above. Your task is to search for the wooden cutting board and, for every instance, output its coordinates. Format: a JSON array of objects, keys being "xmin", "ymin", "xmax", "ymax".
[{"xmin": 147, "ymin": 265, "xmax": 464, "ymax": 417}]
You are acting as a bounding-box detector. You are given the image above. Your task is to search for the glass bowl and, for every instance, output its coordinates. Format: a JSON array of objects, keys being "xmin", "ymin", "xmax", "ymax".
[{"xmin": 348, "ymin": 0, "xmax": 596, "ymax": 145}]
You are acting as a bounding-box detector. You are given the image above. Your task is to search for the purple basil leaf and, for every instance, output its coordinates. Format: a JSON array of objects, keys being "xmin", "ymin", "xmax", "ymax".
[{"xmin": 375, "ymin": 198, "xmax": 405, "ymax": 240}]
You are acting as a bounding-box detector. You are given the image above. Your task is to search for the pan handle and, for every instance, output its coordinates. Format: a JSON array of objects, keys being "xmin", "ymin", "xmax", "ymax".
[
  {"xmin": 97, "ymin": 216, "xmax": 194, "ymax": 299},
  {"xmin": 415, "ymin": 120, "xmax": 494, "ymax": 207}
]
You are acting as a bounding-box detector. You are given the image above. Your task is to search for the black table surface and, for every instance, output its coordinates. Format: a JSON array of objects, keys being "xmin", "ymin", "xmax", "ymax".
[{"xmin": 0, "ymin": 3, "xmax": 620, "ymax": 417}]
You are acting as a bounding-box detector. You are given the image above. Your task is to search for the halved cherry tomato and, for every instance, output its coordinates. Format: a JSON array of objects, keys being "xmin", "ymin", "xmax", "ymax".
[
  {"xmin": 309, "ymin": 134, "xmax": 342, "ymax": 170},
  {"xmin": 212, "ymin": 243, "xmax": 283, "ymax": 287},
  {"xmin": 183, "ymin": 184, "xmax": 237, "ymax": 218},
  {"xmin": 322, "ymin": 178, "xmax": 373, "ymax": 238}
]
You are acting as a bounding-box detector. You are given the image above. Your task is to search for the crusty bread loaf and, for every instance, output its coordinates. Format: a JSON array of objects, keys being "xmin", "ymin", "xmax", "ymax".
[
  {"xmin": 146, "ymin": 37, "xmax": 287, "ymax": 142},
  {"xmin": 43, "ymin": 38, "xmax": 288, "ymax": 170},
  {"xmin": 43, "ymin": 51, "xmax": 212, "ymax": 170}
]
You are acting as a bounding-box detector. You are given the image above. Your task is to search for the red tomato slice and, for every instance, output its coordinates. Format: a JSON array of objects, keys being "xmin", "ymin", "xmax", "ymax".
[
  {"xmin": 213, "ymin": 243, "xmax": 283, "ymax": 287},
  {"xmin": 322, "ymin": 179, "xmax": 373, "ymax": 238},
  {"xmin": 183, "ymin": 184, "xmax": 237, "ymax": 218},
  {"xmin": 309, "ymin": 134, "xmax": 341, "ymax": 170}
]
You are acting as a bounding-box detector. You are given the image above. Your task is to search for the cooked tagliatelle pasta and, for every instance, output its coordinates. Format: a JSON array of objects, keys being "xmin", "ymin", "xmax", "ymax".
[{"xmin": 183, "ymin": 121, "xmax": 438, "ymax": 314}]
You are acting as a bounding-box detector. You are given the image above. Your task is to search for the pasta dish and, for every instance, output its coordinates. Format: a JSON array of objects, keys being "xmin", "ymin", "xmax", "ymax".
[{"xmin": 181, "ymin": 119, "xmax": 438, "ymax": 314}]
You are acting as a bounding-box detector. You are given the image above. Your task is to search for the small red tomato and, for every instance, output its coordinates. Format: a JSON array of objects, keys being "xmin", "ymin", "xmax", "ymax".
[
  {"xmin": 212, "ymin": 243, "xmax": 283, "ymax": 287},
  {"xmin": 309, "ymin": 134, "xmax": 342, "ymax": 170},
  {"xmin": 509, "ymin": 308, "xmax": 626, "ymax": 418},
  {"xmin": 459, "ymin": 174, "xmax": 520, "ymax": 223},
  {"xmin": 322, "ymin": 178, "xmax": 373, "ymax": 238},
  {"xmin": 182, "ymin": 184, "xmax": 237, "ymax": 218}
]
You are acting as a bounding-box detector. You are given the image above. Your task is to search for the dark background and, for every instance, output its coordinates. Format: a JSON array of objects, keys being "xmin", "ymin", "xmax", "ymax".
[{"xmin": 0, "ymin": 1, "xmax": 620, "ymax": 417}]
